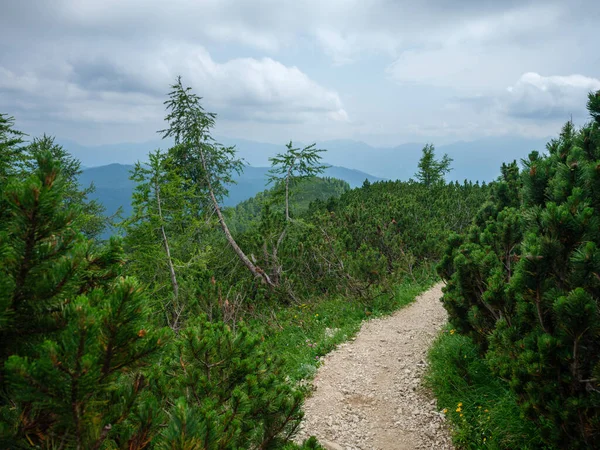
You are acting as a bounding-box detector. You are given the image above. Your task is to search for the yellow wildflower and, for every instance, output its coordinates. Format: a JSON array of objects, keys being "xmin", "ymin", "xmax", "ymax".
[
  {"xmin": 484, "ymin": 409, "xmax": 489, "ymax": 413},
  {"xmin": 460, "ymin": 413, "xmax": 463, "ymax": 417},
  {"xmin": 456, "ymin": 407, "xmax": 462, "ymax": 412},
  {"xmin": 457, "ymin": 402, "xmax": 463, "ymax": 407},
  {"xmin": 442, "ymin": 408, "xmax": 448, "ymax": 414},
  {"xmin": 450, "ymin": 329, "xmax": 455, "ymax": 335}
]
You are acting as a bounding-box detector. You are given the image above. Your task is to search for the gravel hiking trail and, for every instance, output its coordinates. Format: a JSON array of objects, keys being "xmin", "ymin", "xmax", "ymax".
[{"xmin": 296, "ymin": 283, "xmax": 454, "ymax": 450}]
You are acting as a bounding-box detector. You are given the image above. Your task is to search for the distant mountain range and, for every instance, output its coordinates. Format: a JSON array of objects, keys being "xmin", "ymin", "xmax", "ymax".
[
  {"xmin": 61, "ymin": 134, "xmax": 552, "ymax": 185},
  {"xmin": 78, "ymin": 163, "xmax": 382, "ymax": 220},
  {"xmin": 215, "ymin": 136, "xmax": 552, "ymax": 183}
]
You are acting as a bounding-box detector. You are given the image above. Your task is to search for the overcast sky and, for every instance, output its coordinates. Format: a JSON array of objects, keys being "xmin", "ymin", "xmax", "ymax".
[{"xmin": 1, "ymin": 0, "xmax": 599, "ymax": 147}]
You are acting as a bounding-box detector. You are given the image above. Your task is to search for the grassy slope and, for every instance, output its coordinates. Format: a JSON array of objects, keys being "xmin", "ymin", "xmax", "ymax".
[
  {"xmin": 425, "ymin": 329, "xmax": 547, "ymax": 449},
  {"xmin": 254, "ymin": 275, "xmax": 435, "ymax": 386}
]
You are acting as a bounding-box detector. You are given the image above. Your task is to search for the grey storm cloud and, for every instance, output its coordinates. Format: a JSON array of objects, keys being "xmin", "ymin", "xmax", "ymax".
[
  {"xmin": 0, "ymin": 0, "xmax": 599, "ymax": 145},
  {"xmin": 69, "ymin": 58, "xmax": 157, "ymax": 95}
]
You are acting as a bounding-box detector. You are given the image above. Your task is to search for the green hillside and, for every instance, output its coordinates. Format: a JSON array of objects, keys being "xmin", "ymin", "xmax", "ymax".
[{"xmin": 226, "ymin": 176, "xmax": 350, "ymax": 234}]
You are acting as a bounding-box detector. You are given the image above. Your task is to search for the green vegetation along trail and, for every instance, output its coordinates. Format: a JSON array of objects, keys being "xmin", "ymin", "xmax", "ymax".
[{"xmin": 296, "ymin": 284, "xmax": 453, "ymax": 450}]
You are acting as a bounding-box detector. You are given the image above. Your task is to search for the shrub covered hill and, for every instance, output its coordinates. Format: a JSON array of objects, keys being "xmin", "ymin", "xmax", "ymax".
[
  {"xmin": 5, "ymin": 77, "xmax": 597, "ymax": 449},
  {"xmin": 0, "ymin": 77, "xmax": 487, "ymax": 448},
  {"xmin": 224, "ymin": 176, "xmax": 351, "ymax": 235}
]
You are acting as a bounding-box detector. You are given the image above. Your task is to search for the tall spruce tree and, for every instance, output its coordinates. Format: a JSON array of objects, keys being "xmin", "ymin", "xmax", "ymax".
[
  {"xmin": 267, "ymin": 141, "xmax": 328, "ymax": 222},
  {"xmin": 414, "ymin": 144, "xmax": 453, "ymax": 186},
  {"xmin": 160, "ymin": 77, "xmax": 275, "ymax": 287},
  {"xmin": 124, "ymin": 149, "xmax": 209, "ymax": 330},
  {"xmin": 128, "ymin": 152, "xmax": 182, "ymax": 297}
]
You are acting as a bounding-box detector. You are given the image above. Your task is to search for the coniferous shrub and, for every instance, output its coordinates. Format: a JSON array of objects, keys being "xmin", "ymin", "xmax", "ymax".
[
  {"xmin": 0, "ymin": 151, "xmax": 165, "ymax": 448},
  {"xmin": 0, "ymin": 143, "xmax": 317, "ymax": 448},
  {"xmin": 154, "ymin": 317, "xmax": 307, "ymax": 449},
  {"xmin": 438, "ymin": 91, "xmax": 600, "ymax": 448}
]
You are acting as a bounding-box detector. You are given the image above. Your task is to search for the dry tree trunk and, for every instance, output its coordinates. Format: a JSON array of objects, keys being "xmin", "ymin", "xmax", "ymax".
[
  {"xmin": 154, "ymin": 179, "xmax": 179, "ymax": 299},
  {"xmin": 198, "ymin": 146, "xmax": 275, "ymax": 288}
]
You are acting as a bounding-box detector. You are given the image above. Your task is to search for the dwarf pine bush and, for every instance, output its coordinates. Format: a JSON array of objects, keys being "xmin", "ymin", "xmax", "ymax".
[
  {"xmin": 438, "ymin": 91, "xmax": 600, "ymax": 448},
  {"xmin": 0, "ymin": 127, "xmax": 317, "ymax": 449}
]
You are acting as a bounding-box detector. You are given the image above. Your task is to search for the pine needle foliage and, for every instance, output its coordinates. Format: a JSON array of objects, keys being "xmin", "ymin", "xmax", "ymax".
[
  {"xmin": 0, "ymin": 150, "xmax": 165, "ymax": 448},
  {"xmin": 0, "ymin": 117, "xmax": 320, "ymax": 449},
  {"xmin": 414, "ymin": 144, "xmax": 453, "ymax": 186},
  {"xmin": 438, "ymin": 91, "xmax": 600, "ymax": 448},
  {"xmin": 153, "ymin": 317, "xmax": 307, "ymax": 449},
  {"xmin": 0, "ymin": 113, "xmax": 27, "ymax": 223}
]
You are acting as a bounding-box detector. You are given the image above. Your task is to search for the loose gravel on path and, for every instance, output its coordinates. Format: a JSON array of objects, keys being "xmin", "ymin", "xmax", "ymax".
[{"xmin": 296, "ymin": 283, "xmax": 454, "ymax": 450}]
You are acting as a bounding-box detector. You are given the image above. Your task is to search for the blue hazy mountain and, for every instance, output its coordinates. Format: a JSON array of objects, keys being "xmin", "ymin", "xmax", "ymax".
[
  {"xmin": 301, "ymin": 137, "xmax": 550, "ymax": 183},
  {"xmin": 78, "ymin": 163, "xmax": 382, "ymax": 220},
  {"xmin": 62, "ymin": 134, "xmax": 551, "ymax": 185}
]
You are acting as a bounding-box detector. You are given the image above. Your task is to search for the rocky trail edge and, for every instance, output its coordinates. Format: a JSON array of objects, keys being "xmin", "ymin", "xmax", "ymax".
[{"xmin": 296, "ymin": 283, "xmax": 454, "ymax": 450}]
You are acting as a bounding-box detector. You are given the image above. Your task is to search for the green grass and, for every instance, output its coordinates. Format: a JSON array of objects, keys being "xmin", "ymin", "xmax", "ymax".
[
  {"xmin": 425, "ymin": 329, "xmax": 546, "ymax": 449},
  {"xmin": 250, "ymin": 276, "xmax": 434, "ymax": 384}
]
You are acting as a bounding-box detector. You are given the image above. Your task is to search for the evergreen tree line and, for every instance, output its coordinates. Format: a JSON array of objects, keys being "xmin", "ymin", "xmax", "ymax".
[{"xmin": 438, "ymin": 91, "xmax": 600, "ymax": 448}]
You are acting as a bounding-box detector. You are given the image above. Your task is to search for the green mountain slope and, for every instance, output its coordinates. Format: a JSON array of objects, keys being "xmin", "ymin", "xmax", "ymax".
[{"xmin": 226, "ymin": 177, "xmax": 351, "ymax": 234}]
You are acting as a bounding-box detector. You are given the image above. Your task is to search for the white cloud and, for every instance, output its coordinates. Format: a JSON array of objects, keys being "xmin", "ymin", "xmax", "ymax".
[
  {"xmin": 504, "ymin": 72, "xmax": 600, "ymax": 120},
  {"xmin": 315, "ymin": 28, "xmax": 400, "ymax": 65},
  {"xmin": 198, "ymin": 54, "xmax": 347, "ymax": 119},
  {"xmin": 385, "ymin": 3, "xmax": 579, "ymax": 90},
  {"xmin": 508, "ymin": 73, "xmax": 600, "ymax": 93},
  {"xmin": 0, "ymin": 42, "xmax": 347, "ymax": 127},
  {"xmin": 1, "ymin": 0, "xmax": 599, "ymax": 145}
]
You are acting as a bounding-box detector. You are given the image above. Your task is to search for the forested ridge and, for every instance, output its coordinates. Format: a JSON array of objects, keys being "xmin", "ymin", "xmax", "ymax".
[{"xmin": 0, "ymin": 79, "xmax": 599, "ymax": 449}]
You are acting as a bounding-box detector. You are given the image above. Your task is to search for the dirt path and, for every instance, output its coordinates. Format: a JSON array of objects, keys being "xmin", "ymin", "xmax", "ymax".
[{"xmin": 296, "ymin": 283, "xmax": 453, "ymax": 450}]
